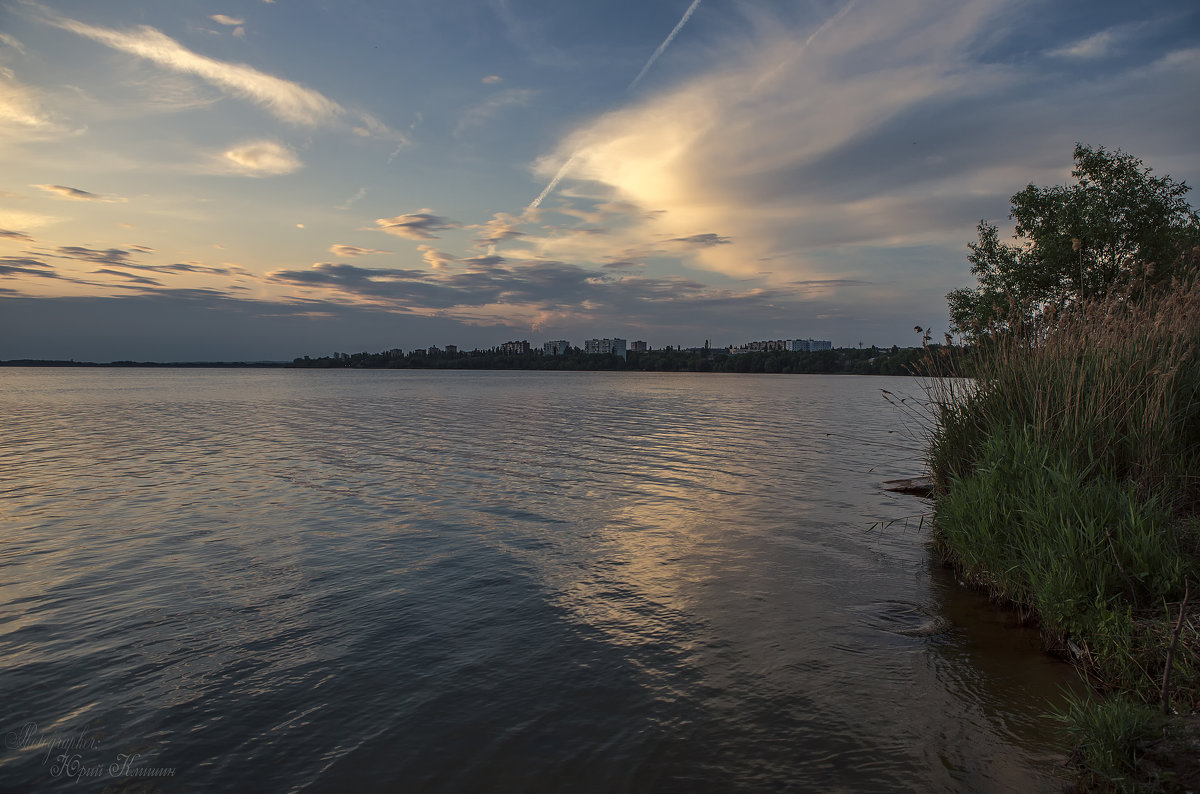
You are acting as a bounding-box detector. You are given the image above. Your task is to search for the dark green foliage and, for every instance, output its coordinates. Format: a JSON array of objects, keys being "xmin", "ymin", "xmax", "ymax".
[
  {"xmin": 948, "ymin": 144, "xmax": 1200, "ymax": 335},
  {"xmin": 290, "ymin": 345, "xmax": 950, "ymax": 376},
  {"xmin": 1061, "ymin": 694, "xmax": 1164, "ymax": 792},
  {"xmin": 933, "ymin": 426, "xmax": 1189, "ymax": 631},
  {"xmin": 925, "ymin": 144, "xmax": 1200, "ymax": 791}
]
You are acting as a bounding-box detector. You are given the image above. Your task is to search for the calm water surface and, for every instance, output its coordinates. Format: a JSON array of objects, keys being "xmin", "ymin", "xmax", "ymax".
[{"xmin": 0, "ymin": 369, "xmax": 1078, "ymax": 792}]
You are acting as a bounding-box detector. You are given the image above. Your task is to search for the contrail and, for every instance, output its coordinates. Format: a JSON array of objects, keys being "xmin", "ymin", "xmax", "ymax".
[
  {"xmin": 629, "ymin": 0, "xmax": 703, "ymax": 90},
  {"xmin": 804, "ymin": 0, "xmax": 855, "ymax": 47},
  {"xmin": 528, "ymin": 0, "xmax": 704, "ymax": 209},
  {"xmin": 528, "ymin": 153, "xmax": 579, "ymax": 210}
]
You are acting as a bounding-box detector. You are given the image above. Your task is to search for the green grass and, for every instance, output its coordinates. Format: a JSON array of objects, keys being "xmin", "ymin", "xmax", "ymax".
[
  {"xmin": 916, "ymin": 276, "xmax": 1200, "ymax": 789},
  {"xmin": 1060, "ymin": 693, "xmax": 1163, "ymax": 792},
  {"xmin": 934, "ymin": 426, "xmax": 1187, "ymax": 629}
]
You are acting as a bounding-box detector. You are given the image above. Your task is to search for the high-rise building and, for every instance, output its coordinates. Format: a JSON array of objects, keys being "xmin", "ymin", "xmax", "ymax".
[
  {"xmin": 543, "ymin": 340, "xmax": 571, "ymax": 355},
  {"xmin": 498, "ymin": 340, "xmax": 531, "ymax": 355},
  {"xmin": 784, "ymin": 338, "xmax": 833, "ymax": 352},
  {"xmin": 584, "ymin": 338, "xmax": 627, "ymax": 358}
]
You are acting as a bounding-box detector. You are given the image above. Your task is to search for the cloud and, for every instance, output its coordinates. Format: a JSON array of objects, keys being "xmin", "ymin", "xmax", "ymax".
[
  {"xmin": 1049, "ymin": 29, "xmax": 1119, "ymax": 60},
  {"xmin": 259, "ymin": 252, "xmax": 870, "ymax": 341},
  {"xmin": 373, "ymin": 210, "xmax": 459, "ymax": 240},
  {"xmin": 417, "ymin": 245, "xmax": 457, "ymax": 270},
  {"xmin": 524, "ymin": 0, "xmax": 1031, "ymax": 280},
  {"xmin": 0, "ymin": 33, "xmax": 26, "ymax": 54},
  {"xmin": 32, "ymin": 184, "xmax": 126, "ymax": 202},
  {"xmin": 455, "ymin": 88, "xmax": 535, "ymax": 136},
  {"xmin": 158, "ymin": 263, "xmax": 231, "ymax": 275},
  {"xmin": 267, "ymin": 259, "xmax": 592, "ymax": 309},
  {"xmin": 336, "ymin": 187, "xmax": 367, "ymax": 210},
  {"xmin": 123, "ymin": 72, "xmax": 221, "ymax": 112},
  {"xmin": 482, "ymin": 75, "xmax": 503, "ymax": 84},
  {"xmin": 44, "ymin": 14, "xmax": 344, "ymax": 126},
  {"xmin": 210, "ymin": 15, "xmax": 245, "ymax": 26},
  {"xmin": 0, "ymin": 67, "xmax": 58, "ymax": 130},
  {"xmin": 471, "ymin": 212, "xmax": 526, "ymax": 247},
  {"xmin": 6, "ymin": 240, "xmax": 230, "ymax": 285},
  {"xmin": 52, "ymin": 245, "xmax": 138, "ymax": 266},
  {"xmin": 92, "ymin": 268, "xmax": 163, "ymax": 286},
  {"xmin": 329, "ymin": 244, "xmax": 390, "ymax": 257},
  {"xmin": 0, "ymin": 210, "xmax": 59, "ymax": 230},
  {"xmin": 0, "ymin": 255, "xmax": 99, "ymax": 285},
  {"xmin": 221, "ymin": 140, "xmax": 303, "ymax": 175},
  {"xmin": 670, "ymin": 233, "xmax": 731, "ymax": 247},
  {"xmin": 0, "ymin": 256, "xmax": 57, "ymax": 276},
  {"xmin": 487, "ymin": 0, "xmax": 570, "ymax": 67},
  {"xmin": 0, "ymin": 229, "xmax": 34, "ymax": 243}
]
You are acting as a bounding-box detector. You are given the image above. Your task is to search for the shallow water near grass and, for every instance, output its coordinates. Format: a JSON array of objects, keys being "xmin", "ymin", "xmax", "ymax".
[{"xmin": 0, "ymin": 368, "xmax": 1080, "ymax": 791}]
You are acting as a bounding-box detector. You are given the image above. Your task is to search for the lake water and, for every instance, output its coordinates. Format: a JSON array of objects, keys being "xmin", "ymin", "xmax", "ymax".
[{"xmin": 0, "ymin": 369, "xmax": 1079, "ymax": 792}]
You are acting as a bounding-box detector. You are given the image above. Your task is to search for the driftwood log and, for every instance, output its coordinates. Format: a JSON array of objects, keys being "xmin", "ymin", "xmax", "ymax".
[{"xmin": 881, "ymin": 476, "xmax": 934, "ymax": 498}]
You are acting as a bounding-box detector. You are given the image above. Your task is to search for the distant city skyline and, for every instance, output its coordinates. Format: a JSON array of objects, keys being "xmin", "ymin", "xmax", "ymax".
[{"xmin": 1, "ymin": 0, "xmax": 1198, "ymax": 360}]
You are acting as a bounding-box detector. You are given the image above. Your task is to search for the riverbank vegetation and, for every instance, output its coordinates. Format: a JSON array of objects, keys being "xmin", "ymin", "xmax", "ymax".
[{"xmin": 920, "ymin": 145, "xmax": 1200, "ymax": 791}]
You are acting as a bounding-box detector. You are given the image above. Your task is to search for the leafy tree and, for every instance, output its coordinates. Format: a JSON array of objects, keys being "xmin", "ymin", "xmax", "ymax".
[{"xmin": 948, "ymin": 144, "xmax": 1200, "ymax": 334}]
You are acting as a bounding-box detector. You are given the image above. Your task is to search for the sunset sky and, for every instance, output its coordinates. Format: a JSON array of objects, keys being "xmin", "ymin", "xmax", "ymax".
[{"xmin": 1, "ymin": 0, "xmax": 1198, "ymax": 360}]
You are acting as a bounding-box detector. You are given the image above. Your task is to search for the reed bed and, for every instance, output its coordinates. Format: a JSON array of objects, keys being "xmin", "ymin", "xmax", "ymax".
[{"xmin": 914, "ymin": 276, "xmax": 1200, "ymax": 789}]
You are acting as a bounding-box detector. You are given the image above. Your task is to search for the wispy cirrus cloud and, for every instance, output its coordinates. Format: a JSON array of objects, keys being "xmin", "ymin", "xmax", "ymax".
[
  {"xmin": 1047, "ymin": 22, "xmax": 1149, "ymax": 60},
  {"xmin": 373, "ymin": 210, "xmax": 459, "ymax": 240},
  {"xmin": 336, "ymin": 187, "xmax": 367, "ymax": 210},
  {"xmin": 0, "ymin": 67, "xmax": 58, "ymax": 131},
  {"xmin": 1049, "ymin": 30, "xmax": 1117, "ymax": 59},
  {"xmin": 0, "ymin": 210, "xmax": 59, "ymax": 230},
  {"xmin": 43, "ymin": 13, "xmax": 345, "ymax": 127},
  {"xmin": 0, "ymin": 33, "xmax": 26, "ymax": 54},
  {"xmin": 455, "ymin": 88, "xmax": 535, "ymax": 136},
  {"xmin": 523, "ymin": 0, "xmax": 1027, "ymax": 283},
  {"xmin": 32, "ymin": 184, "xmax": 126, "ymax": 202}
]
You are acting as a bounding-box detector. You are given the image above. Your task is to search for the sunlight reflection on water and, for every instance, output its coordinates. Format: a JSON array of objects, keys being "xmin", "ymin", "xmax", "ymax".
[{"xmin": 0, "ymin": 369, "xmax": 1078, "ymax": 792}]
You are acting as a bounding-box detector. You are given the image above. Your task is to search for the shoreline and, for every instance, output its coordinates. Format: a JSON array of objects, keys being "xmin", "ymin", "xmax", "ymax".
[{"xmin": 1, "ymin": 345, "xmax": 946, "ymax": 376}]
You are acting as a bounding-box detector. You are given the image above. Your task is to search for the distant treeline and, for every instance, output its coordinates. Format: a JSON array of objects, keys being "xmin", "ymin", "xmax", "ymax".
[
  {"xmin": 290, "ymin": 345, "xmax": 954, "ymax": 375},
  {"xmin": 0, "ymin": 360, "xmax": 289, "ymax": 368}
]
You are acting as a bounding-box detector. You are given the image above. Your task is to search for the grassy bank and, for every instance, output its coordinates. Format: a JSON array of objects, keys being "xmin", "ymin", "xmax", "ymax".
[{"xmin": 919, "ymin": 279, "xmax": 1200, "ymax": 790}]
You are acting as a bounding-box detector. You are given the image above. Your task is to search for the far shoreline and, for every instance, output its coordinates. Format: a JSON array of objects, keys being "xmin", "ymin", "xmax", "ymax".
[{"xmin": 0, "ymin": 346, "xmax": 947, "ymax": 377}]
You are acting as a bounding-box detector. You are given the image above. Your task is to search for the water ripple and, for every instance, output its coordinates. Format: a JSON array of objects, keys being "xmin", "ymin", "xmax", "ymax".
[{"xmin": 0, "ymin": 369, "xmax": 1075, "ymax": 792}]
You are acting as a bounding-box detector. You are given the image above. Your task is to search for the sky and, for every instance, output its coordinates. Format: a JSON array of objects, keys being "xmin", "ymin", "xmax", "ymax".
[{"xmin": 1, "ymin": 0, "xmax": 1198, "ymax": 360}]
